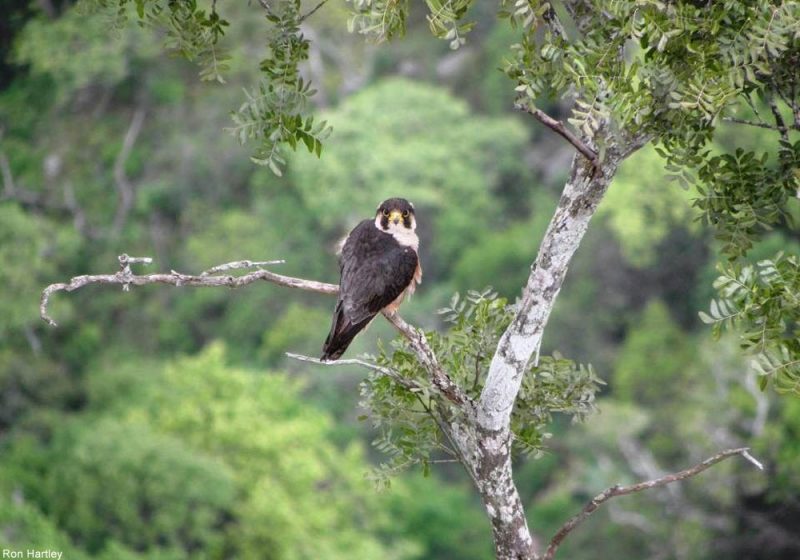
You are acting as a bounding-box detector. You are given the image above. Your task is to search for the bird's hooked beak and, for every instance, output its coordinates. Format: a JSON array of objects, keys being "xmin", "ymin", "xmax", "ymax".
[{"xmin": 389, "ymin": 210, "xmax": 403, "ymax": 225}]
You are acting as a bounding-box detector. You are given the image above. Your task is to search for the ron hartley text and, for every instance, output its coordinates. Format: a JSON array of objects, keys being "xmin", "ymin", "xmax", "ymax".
[{"xmin": 2, "ymin": 551, "xmax": 63, "ymax": 559}]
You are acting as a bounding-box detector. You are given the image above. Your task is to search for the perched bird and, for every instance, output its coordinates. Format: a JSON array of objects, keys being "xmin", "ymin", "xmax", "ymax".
[{"xmin": 321, "ymin": 198, "xmax": 422, "ymax": 361}]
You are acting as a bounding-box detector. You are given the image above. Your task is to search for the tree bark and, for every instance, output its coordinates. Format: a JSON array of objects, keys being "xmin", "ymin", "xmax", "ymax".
[
  {"xmin": 478, "ymin": 153, "xmax": 618, "ymax": 432},
  {"xmin": 470, "ymin": 137, "xmax": 635, "ymax": 559},
  {"xmin": 476, "ymin": 427, "xmax": 536, "ymax": 560}
]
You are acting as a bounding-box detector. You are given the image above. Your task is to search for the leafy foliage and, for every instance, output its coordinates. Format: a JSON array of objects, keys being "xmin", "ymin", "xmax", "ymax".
[
  {"xmin": 85, "ymin": 0, "xmax": 800, "ymax": 390},
  {"xmin": 700, "ymin": 254, "xmax": 800, "ymax": 394},
  {"xmin": 229, "ymin": 0, "xmax": 330, "ymax": 173},
  {"xmin": 361, "ymin": 290, "xmax": 602, "ymax": 485},
  {"xmin": 0, "ymin": 485, "xmax": 93, "ymax": 560},
  {"xmin": 88, "ymin": 0, "xmax": 230, "ymax": 82},
  {"xmin": 2, "ymin": 345, "xmax": 417, "ymax": 560},
  {"xmin": 615, "ymin": 301, "xmax": 697, "ymax": 406},
  {"xmin": 422, "ymin": 0, "xmax": 476, "ymax": 50},
  {"xmin": 348, "ymin": 0, "xmax": 477, "ymax": 49},
  {"xmin": 0, "ymin": 204, "xmax": 62, "ymax": 331},
  {"xmin": 45, "ymin": 418, "xmax": 236, "ymax": 556},
  {"xmin": 15, "ymin": 3, "xmax": 156, "ymax": 99},
  {"xmin": 501, "ymin": 0, "xmax": 800, "ymax": 393},
  {"xmin": 347, "ymin": 0, "xmax": 410, "ymax": 41},
  {"xmin": 88, "ymin": 0, "xmax": 329, "ymax": 173}
]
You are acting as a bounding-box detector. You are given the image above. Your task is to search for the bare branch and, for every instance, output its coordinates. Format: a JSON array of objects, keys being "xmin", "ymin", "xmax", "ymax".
[
  {"xmin": 201, "ymin": 259, "xmax": 286, "ymax": 275},
  {"xmin": 722, "ymin": 116, "xmax": 784, "ymax": 130},
  {"xmin": 118, "ymin": 253, "xmax": 153, "ymax": 267},
  {"xmin": 112, "ymin": 107, "xmax": 146, "ymax": 235},
  {"xmin": 300, "ymin": 0, "xmax": 328, "ymax": 21},
  {"xmin": 383, "ymin": 311, "xmax": 472, "ymax": 407},
  {"xmin": 767, "ymin": 93, "xmax": 790, "ymax": 144},
  {"xmin": 40, "ymin": 254, "xmax": 469, "ymax": 406},
  {"xmin": 286, "ymin": 352, "xmax": 422, "ymax": 391},
  {"xmin": 543, "ymin": 447, "xmax": 763, "ymax": 560},
  {"xmin": 514, "ymin": 100, "xmax": 599, "ymax": 168},
  {"xmin": 40, "ymin": 255, "xmax": 336, "ymax": 327},
  {"xmin": 740, "ymin": 449, "xmax": 764, "ymax": 470}
]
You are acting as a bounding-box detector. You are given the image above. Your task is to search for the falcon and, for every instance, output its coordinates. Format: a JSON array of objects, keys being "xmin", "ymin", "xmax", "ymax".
[{"xmin": 321, "ymin": 198, "xmax": 422, "ymax": 361}]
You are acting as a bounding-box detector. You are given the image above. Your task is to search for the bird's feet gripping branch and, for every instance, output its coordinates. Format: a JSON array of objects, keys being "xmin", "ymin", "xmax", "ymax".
[{"xmin": 321, "ymin": 197, "xmax": 423, "ymax": 361}]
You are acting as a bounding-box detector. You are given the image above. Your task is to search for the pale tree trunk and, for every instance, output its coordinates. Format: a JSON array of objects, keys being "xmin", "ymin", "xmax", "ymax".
[
  {"xmin": 478, "ymin": 154, "xmax": 618, "ymax": 433},
  {"xmin": 476, "ymin": 427, "xmax": 536, "ymax": 560},
  {"xmin": 460, "ymin": 138, "xmax": 634, "ymax": 559}
]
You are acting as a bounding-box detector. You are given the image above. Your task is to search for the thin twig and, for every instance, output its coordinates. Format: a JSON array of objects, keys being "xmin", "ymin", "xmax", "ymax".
[
  {"xmin": 743, "ymin": 92, "xmax": 768, "ymax": 125},
  {"xmin": 201, "ymin": 259, "xmax": 285, "ymax": 275},
  {"xmin": 722, "ymin": 116, "xmax": 783, "ymax": 130},
  {"xmin": 287, "ymin": 353, "xmax": 470, "ymax": 480},
  {"xmin": 300, "ymin": 0, "xmax": 328, "ymax": 21},
  {"xmin": 285, "ymin": 352, "xmax": 422, "ymax": 391},
  {"xmin": 543, "ymin": 447, "xmax": 763, "ymax": 560},
  {"xmin": 119, "ymin": 254, "xmax": 153, "ymax": 267},
  {"xmin": 740, "ymin": 449, "xmax": 764, "ymax": 470},
  {"xmin": 514, "ymin": 100, "xmax": 600, "ymax": 169}
]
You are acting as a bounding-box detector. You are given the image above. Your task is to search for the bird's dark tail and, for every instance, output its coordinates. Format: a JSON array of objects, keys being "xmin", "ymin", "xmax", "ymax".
[{"xmin": 321, "ymin": 303, "xmax": 373, "ymax": 361}]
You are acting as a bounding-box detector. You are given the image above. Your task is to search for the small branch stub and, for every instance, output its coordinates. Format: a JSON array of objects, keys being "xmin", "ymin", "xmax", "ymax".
[
  {"xmin": 514, "ymin": 100, "xmax": 600, "ymax": 170},
  {"xmin": 118, "ymin": 254, "xmax": 153, "ymax": 291},
  {"xmin": 118, "ymin": 254, "xmax": 153, "ymax": 268},
  {"xmin": 201, "ymin": 259, "xmax": 285, "ymax": 275}
]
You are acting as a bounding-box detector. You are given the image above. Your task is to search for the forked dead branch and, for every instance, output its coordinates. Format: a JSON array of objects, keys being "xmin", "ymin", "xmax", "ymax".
[{"xmin": 39, "ymin": 254, "xmax": 467, "ymax": 406}]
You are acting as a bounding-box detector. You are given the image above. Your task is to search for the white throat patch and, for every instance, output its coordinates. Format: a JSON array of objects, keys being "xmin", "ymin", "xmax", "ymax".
[{"xmin": 374, "ymin": 216, "xmax": 419, "ymax": 250}]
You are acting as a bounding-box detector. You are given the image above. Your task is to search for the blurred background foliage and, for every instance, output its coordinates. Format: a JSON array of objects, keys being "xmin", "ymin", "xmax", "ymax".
[{"xmin": 1, "ymin": 1, "xmax": 799, "ymax": 559}]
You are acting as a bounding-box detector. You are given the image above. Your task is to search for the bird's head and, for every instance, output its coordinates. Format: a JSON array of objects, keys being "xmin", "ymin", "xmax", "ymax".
[{"xmin": 375, "ymin": 198, "xmax": 416, "ymax": 233}]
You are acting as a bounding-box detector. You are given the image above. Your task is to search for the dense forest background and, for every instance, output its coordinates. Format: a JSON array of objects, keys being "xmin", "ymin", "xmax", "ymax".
[{"xmin": 2, "ymin": 1, "xmax": 800, "ymax": 559}]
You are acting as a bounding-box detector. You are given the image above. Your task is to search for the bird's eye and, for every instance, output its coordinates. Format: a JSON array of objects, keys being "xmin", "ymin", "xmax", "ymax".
[
  {"xmin": 402, "ymin": 210, "xmax": 409, "ymax": 218},
  {"xmin": 382, "ymin": 209, "xmax": 390, "ymax": 216}
]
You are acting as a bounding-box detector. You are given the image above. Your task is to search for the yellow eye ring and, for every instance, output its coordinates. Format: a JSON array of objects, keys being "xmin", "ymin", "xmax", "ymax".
[
  {"xmin": 382, "ymin": 209, "xmax": 390, "ymax": 216},
  {"xmin": 402, "ymin": 210, "xmax": 409, "ymax": 218}
]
